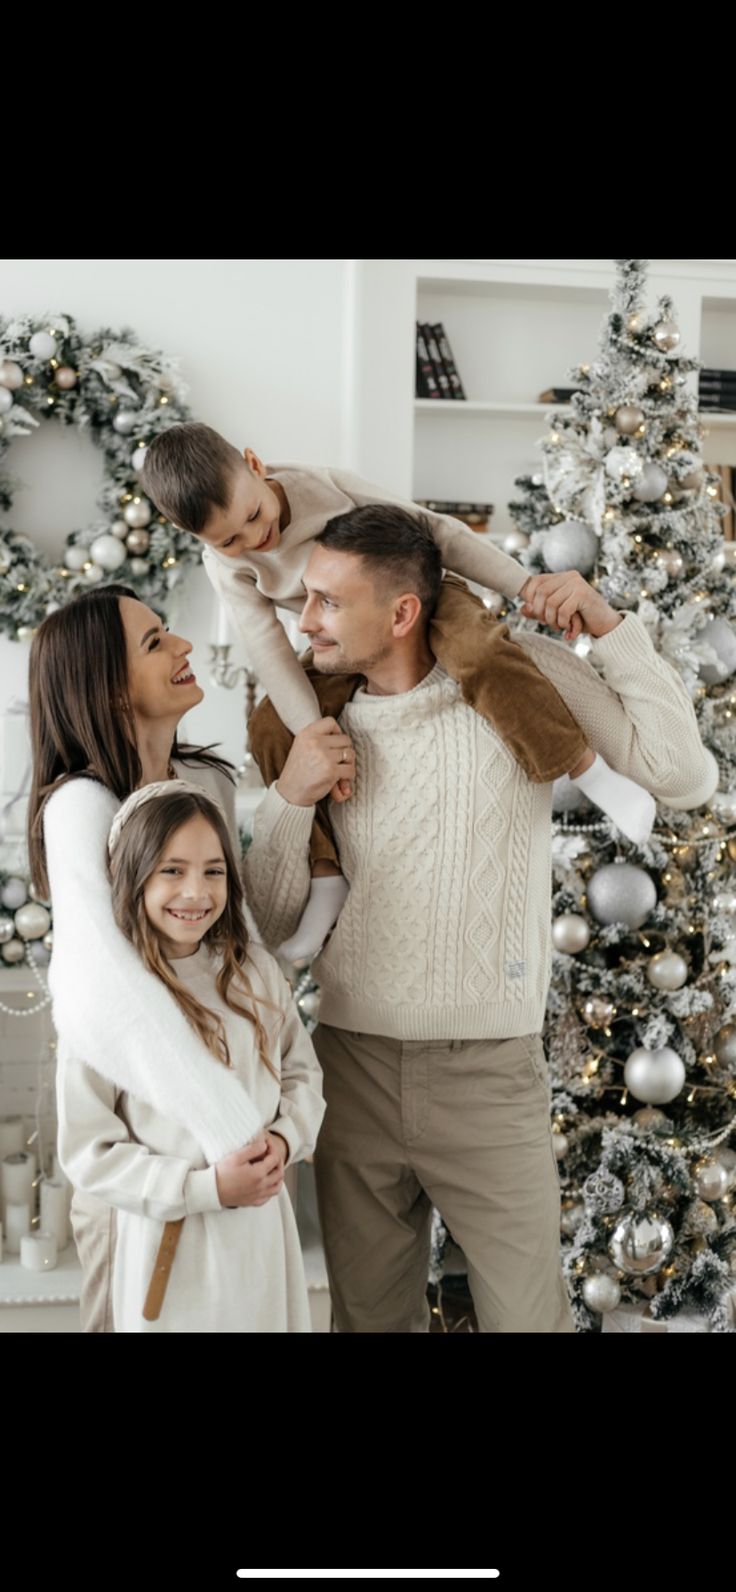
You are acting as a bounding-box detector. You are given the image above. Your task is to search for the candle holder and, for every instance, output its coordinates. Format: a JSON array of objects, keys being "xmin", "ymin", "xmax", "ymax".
[{"xmin": 208, "ymin": 643, "xmax": 262, "ymax": 785}]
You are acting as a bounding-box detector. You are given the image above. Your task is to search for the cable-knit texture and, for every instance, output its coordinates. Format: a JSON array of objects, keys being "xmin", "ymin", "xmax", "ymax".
[{"xmin": 245, "ymin": 615, "xmax": 717, "ymax": 1040}]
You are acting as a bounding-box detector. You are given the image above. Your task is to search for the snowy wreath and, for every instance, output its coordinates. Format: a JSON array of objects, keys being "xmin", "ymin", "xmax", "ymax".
[{"xmin": 0, "ymin": 313, "xmax": 201, "ymax": 641}]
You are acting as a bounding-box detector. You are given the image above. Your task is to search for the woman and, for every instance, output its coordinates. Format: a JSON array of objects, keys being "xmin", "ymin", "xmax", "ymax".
[{"xmin": 28, "ymin": 584, "xmax": 264, "ymax": 1330}]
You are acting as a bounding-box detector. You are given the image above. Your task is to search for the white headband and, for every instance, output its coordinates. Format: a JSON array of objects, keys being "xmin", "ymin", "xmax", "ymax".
[{"xmin": 107, "ymin": 780, "xmax": 225, "ymax": 858}]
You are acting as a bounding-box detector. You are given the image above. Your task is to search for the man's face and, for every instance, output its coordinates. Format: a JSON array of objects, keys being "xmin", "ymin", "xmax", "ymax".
[
  {"xmin": 299, "ymin": 545, "xmax": 397, "ymax": 675},
  {"xmin": 199, "ymin": 454, "xmax": 282, "ymax": 559}
]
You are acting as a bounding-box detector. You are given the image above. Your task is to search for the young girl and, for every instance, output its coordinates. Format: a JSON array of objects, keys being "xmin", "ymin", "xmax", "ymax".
[{"xmin": 56, "ymin": 783, "xmax": 324, "ymax": 1332}]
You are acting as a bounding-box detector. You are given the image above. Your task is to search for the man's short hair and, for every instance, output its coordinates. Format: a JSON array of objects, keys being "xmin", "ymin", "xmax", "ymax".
[{"xmin": 317, "ymin": 504, "xmax": 443, "ymax": 618}]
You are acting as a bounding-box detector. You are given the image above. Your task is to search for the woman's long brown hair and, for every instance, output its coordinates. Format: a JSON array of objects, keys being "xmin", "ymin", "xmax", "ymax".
[
  {"xmin": 109, "ymin": 789, "xmax": 281, "ymax": 1078},
  {"xmin": 27, "ymin": 583, "xmax": 233, "ymax": 896}
]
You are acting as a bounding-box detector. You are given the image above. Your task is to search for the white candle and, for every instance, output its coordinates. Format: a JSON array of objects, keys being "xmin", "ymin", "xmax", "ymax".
[
  {"xmin": 20, "ymin": 1230, "xmax": 57, "ymax": 1271},
  {"xmin": 0, "ymin": 1116, "xmax": 25, "ymax": 1159},
  {"xmin": 214, "ymin": 598, "xmax": 230, "ymax": 647},
  {"xmin": 40, "ymin": 1178, "xmax": 71, "ymax": 1248},
  {"xmin": 1, "ymin": 1150, "xmax": 35, "ymax": 1225},
  {"xmin": 5, "ymin": 1201, "xmax": 31, "ymax": 1253}
]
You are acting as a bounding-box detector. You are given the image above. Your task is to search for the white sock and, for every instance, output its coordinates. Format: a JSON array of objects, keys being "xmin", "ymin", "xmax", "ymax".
[
  {"xmin": 277, "ymin": 875, "xmax": 350, "ymax": 967},
  {"xmin": 571, "ymin": 753, "xmax": 656, "ymax": 844}
]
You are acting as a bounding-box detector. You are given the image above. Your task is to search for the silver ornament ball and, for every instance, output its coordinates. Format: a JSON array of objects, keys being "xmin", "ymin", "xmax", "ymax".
[
  {"xmin": 587, "ymin": 863, "xmax": 657, "ymax": 929},
  {"xmin": 0, "ymin": 388, "xmax": 14, "ymax": 415},
  {"xmin": 543, "ymin": 520, "xmax": 598, "ymax": 576},
  {"xmin": 63, "ymin": 544, "xmax": 88, "ymax": 572},
  {"xmin": 582, "ymin": 1274, "xmax": 621, "ymax": 1313},
  {"xmin": 552, "ymin": 1133, "xmax": 568, "ymax": 1161},
  {"xmin": 698, "ymin": 618, "xmax": 736, "ymax": 685},
  {"xmin": 624, "ymin": 1045, "xmax": 686, "ymax": 1104},
  {"xmin": 615, "ymin": 405, "xmax": 645, "ymax": 435},
  {"xmin": 0, "ymin": 917, "xmax": 15, "ymax": 944},
  {"xmin": 113, "ymin": 410, "xmax": 139, "ymax": 435},
  {"xmin": 694, "ymin": 1158, "xmax": 729, "ymax": 1203},
  {"xmin": 13, "ymin": 903, "xmax": 51, "ymax": 941},
  {"xmin": 714, "ymin": 1025, "xmax": 736, "ymax": 1068},
  {"xmin": 501, "ymin": 528, "xmax": 529, "ymax": 555},
  {"xmin": 111, "ymin": 520, "xmax": 130, "ymax": 540},
  {"xmin": 1, "ymin": 877, "xmax": 28, "ymax": 911},
  {"xmin": 646, "ymin": 950, "xmax": 689, "ymax": 991},
  {"xmin": 633, "ymin": 463, "xmax": 669, "ymax": 503},
  {"xmin": 653, "ymin": 321, "xmax": 680, "ymax": 352},
  {"xmin": 129, "ymin": 558, "xmax": 150, "ymax": 576},
  {"xmin": 552, "ymin": 913, "xmax": 591, "ymax": 954},
  {"xmin": 609, "ymin": 1211, "xmax": 674, "ymax": 1274}
]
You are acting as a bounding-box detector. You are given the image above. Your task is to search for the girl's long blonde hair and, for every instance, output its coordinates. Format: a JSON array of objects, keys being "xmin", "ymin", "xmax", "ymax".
[{"xmin": 109, "ymin": 789, "xmax": 282, "ymax": 1078}]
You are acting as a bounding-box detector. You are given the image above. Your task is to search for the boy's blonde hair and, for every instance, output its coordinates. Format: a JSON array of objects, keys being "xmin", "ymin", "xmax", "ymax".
[{"xmin": 140, "ymin": 422, "xmax": 245, "ymax": 533}]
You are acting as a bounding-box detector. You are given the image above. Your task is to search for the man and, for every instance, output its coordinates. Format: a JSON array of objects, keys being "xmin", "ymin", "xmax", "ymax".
[{"xmin": 244, "ymin": 506, "xmax": 717, "ymax": 1332}]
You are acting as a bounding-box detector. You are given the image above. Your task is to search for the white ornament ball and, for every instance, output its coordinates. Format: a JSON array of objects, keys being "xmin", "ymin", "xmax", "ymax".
[
  {"xmin": 543, "ymin": 520, "xmax": 598, "ymax": 576},
  {"xmin": 581, "ymin": 1274, "xmax": 621, "ymax": 1313},
  {"xmin": 502, "ymin": 528, "xmax": 529, "ymax": 554},
  {"xmin": 45, "ymin": 601, "xmax": 60, "ymax": 615},
  {"xmin": 560, "ymin": 1203, "xmax": 585, "ymax": 1236},
  {"xmin": 0, "ymin": 388, "xmax": 13, "ymax": 415},
  {"xmin": 90, "ymin": 534, "xmax": 127, "ymax": 573},
  {"xmin": 298, "ymin": 990, "xmax": 321, "ymax": 1019},
  {"xmin": 710, "ymin": 541, "xmax": 736, "ymax": 574},
  {"xmin": 42, "ymin": 931, "xmax": 53, "ymax": 951},
  {"xmin": 615, "ymin": 405, "xmax": 644, "ymax": 435},
  {"xmin": 624, "ymin": 1045, "xmax": 686, "ymax": 1104},
  {"xmin": 646, "ymin": 950, "xmax": 689, "ymax": 991},
  {"xmin": 694, "ymin": 1158, "xmax": 729, "ymax": 1203},
  {"xmin": 587, "ymin": 863, "xmax": 657, "ymax": 929},
  {"xmin": 713, "ymin": 893, "xmax": 736, "ymax": 916},
  {"xmin": 13, "ymin": 902, "xmax": 51, "ymax": 941},
  {"xmin": 0, "ymin": 360, "xmax": 24, "ymax": 389},
  {"xmin": 83, "ymin": 563, "xmax": 105, "ymax": 584},
  {"xmin": 633, "ymin": 463, "xmax": 669, "ymax": 503},
  {"xmin": 0, "ymin": 916, "xmax": 15, "ymax": 943},
  {"xmin": 609, "ymin": 1211, "xmax": 674, "ymax": 1274},
  {"xmin": 124, "ymin": 499, "xmax": 152, "ymax": 528},
  {"xmin": 552, "ymin": 913, "xmax": 591, "ymax": 954},
  {"xmin": 717, "ymin": 1148, "xmax": 736, "ymax": 1188},
  {"xmin": 132, "ymin": 446, "xmax": 148, "ymax": 471},
  {"xmin": 552, "ymin": 1133, "xmax": 568, "ymax": 1161},
  {"xmin": 113, "ymin": 410, "xmax": 139, "ymax": 435},
  {"xmin": 129, "ymin": 558, "xmax": 150, "ymax": 576},
  {"xmin": 63, "ymin": 544, "xmax": 88, "ymax": 572},
  {"xmin": 1, "ymin": 877, "xmax": 28, "ymax": 911},
  {"xmin": 15, "ymin": 626, "xmax": 36, "ymax": 642},
  {"xmin": 482, "ymin": 590, "xmax": 505, "ymax": 616},
  {"xmin": 604, "ymin": 447, "xmax": 643, "ymax": 484},
  {"xmin": 1, "ymin": 938, "xmax": 26, "ymax": 964},
  {"xmin": 111, "ymin": 520, "xmax": 130, "ymax": 540},
  {"xmin": 698, "ymin": 618, "xmax": 736, "ymax": 685},
  {"xmin": 29, "ymin": 331, "xmax": 56, "ymax": 359},
  {"xmin": 54, "ymin": 366, "xmax": 78, "ymax": 390}
]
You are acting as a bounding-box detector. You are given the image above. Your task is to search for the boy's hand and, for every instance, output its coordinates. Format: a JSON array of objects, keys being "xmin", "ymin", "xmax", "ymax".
[{"xmin": 518, "ymin": 571, "xmax": 622, "ymax": 640}]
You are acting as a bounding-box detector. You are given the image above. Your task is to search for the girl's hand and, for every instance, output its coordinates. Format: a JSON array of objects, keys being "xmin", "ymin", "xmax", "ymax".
[{"xmin": 215, "ymin": 1138, "xmax": 285, "ymax": 1208}]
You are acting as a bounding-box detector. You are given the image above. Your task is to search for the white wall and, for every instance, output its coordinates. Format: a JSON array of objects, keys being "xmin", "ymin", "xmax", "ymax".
[{"xmin": 0, "ymin": 258, "xmax": 351, "ymax": 808}]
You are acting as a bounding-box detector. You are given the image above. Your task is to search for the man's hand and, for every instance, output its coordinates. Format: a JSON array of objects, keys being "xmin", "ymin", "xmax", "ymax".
[
  {"xmin": 276, "ymin": 717, "xmax": 356, "ymax": 807},
  {"xmin": 517, "ymin": 570, "xmax": 623, "ymax": 640},
  {"xmin": 215, "ymin": 1137, "xmax": 285, "ymax": 1208}
]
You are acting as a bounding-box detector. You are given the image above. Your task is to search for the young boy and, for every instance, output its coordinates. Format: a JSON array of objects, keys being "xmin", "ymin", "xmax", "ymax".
[{"xmin": 141, "ymin": 424, "xmax": 655, "ymax": 962}]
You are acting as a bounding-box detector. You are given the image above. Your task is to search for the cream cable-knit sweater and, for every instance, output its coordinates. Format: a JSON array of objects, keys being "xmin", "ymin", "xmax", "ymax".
[
  {"xmin": 202, "ymin": 463, "xmax": 530, "ymax": 735},
  {"xmin": 44, "ymin": 759, "xmax": 265, "ymax": 1162},
  {"xmin": 243, "ymin": 613, "xmax": 718, "ymax": 1041}
]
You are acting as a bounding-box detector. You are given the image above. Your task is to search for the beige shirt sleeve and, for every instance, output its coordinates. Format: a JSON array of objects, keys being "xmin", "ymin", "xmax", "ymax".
[
  {"xmin": 202, "ymin": 545, "xmax": 320, "ymax": 733},
  {"xmin": 247, "ymin": 946, "xmax": 325, "ymax": 1164}
]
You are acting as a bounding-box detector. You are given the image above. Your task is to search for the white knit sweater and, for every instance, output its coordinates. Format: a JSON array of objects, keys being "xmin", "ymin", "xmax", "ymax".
[
  {"xmin": 243, "ymin": 613, "xmax": 718, "ymax": 1040},
  {"xmin": 202, "ymin": 463, "xmax": 530, "ymax": 735},
  {"xmin": 44, "ymin": 759, "xmax": 266, "ymax": 1162}
]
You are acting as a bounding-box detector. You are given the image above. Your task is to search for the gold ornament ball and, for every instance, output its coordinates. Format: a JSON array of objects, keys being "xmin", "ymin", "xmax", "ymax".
[
  {"xmin": 626, "ymin": 312, "xmax": 645, "ymax": 334},
  {"xmin": 582, "ymin": 996, "xmax": 615, "ymax": 1029},
  {"xmin": 126, "ymin": 529, "xmax": 150, "ymax": 555},
  {"xmin": 680, "ymin": 469, "xmax": 704, "ymax": 491},
  {"xmin": 714, "ymin": 1025, "xmax": 736, "ymax": 1068},
  {"xmin": 54, "ymin": 366, "xmax": 78, "ymax": 390},
  {"xmin": 653, "ymin": 321, "xmax": 681, "ymax": 352},
  {"xmin": 615, "ymin": 405, "xmax": 644, "ymax": 435},
  {"xmin": 0, "ymin": 359, "xmax": 24, "ymax": 390}
]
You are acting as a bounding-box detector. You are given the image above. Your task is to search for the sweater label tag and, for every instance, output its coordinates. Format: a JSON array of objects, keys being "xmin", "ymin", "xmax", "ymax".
[{"xmin": 506, "ymin": 960, "xmax": 526, "ymax": 980}]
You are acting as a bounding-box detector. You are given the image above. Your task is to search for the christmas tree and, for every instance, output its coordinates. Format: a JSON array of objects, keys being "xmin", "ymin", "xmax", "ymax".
[{"xmin": 505, "ymin": 258, "xmax": 736, "ymax": 1331}]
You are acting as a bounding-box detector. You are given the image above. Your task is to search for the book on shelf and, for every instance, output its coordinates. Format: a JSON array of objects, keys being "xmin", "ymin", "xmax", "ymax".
[
  {"xmin": 431, "ymin": 323, "xmax": 466, "ymax": 400},
  {"xmin": 417, "ymin": 498, "xmax": 494, "ymax": 533},
  {"xmin": 699, "ymin": 368, "xmax": 736, "ymax": 382},
  {"xmin": 415, "ymin": 323, "xmax": 441, "ymax": 399},
  {"xmin": 698, "ymin": 395, "xmax": 736, "ymax": 411},
  {"xmin": 422, "ymin": 323, "xmax": 453, "ymax": 400},
  {"xmin": 538, "ymin": 386, "xmax": 579, "ymax": 403}
]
